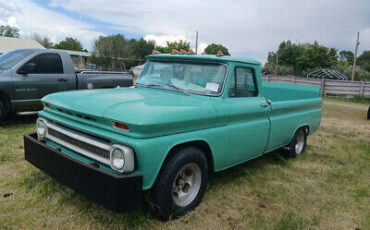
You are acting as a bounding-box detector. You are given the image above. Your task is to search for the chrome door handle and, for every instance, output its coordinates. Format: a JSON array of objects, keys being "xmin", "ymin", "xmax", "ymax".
[
  {"xmin": 260, "ymin": 99, "xmax": 272, "ymax": 108},
  {"xmin": 58, "ymin": 78, "xmax": 67, "ymax": 82}
]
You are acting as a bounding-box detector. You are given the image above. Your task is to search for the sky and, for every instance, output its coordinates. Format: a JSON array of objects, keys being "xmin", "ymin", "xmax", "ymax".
[{"xmin": 0, "ymin": 0, "xmax": 369, "ymax": 62}]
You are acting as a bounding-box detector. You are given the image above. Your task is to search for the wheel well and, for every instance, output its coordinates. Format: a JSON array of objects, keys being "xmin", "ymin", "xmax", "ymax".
[
  {"xmin": 302, "ymin": 125, "xmax": 310, "ymax": 135},
  {"xmin": 165, "ymin": 141, "xmax": 214, "ymax": 172},
  {"xmin": 0, "ymin": 91, "xmax": 11, "ymax": 113}
]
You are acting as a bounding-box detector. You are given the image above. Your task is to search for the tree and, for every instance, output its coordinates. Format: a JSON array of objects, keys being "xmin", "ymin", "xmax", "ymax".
[
  {"xmin": 54, "ymin": 37, "xmax": 84, "ymax": 51},
  {"xmin": 157, "ymin": 40, "xmax": 190, "ymax": 53},
  {"xmin": 32, "ymin": 33, "xmax": 54, "ymax": 48},
  {"xmin": 356, "ymin": 50, "xmax": 370, "ymax": 72},
  {"xmin": 204, "ymin": 43, "xmax": 230, "ymax": 55},
  {"xmin": 89, "ymin": 34, "xmax": 154, "ymax": 70},
  {"xmin": 296, "ymin": 45, "xmax": 338, "ymax": 74},
  {"xmin": 277, "ymin": 43, "xmax": 304, "ymax": 73},
  {"xmin": 339, "ymin": 50, "xmax": 354, "ymax": 65},
  {"xmin": 0, "ymin": 25, "xmax": 20, "ymax": 38},
  {"xmin": 129, "ymin": 38, "xmax": 155, "ymax": 60},
  {"xmin": 264, "ymin": 41, "xmax": 338, "ymax": 76}
]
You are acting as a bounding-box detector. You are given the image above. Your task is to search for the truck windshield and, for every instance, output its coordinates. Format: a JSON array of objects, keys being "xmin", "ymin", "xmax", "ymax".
[
  {"xmin": 135, "ymin": 61, "xmax": 227, "ymax": 96},
  {"xmin": 0, "ymin": 49, "xmax": 34, "ymax": 70}
]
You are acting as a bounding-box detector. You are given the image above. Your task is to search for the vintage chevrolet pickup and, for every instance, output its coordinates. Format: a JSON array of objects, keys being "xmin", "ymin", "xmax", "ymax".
[{"xmin": 24, "ymin": 50, "xmax": 322, "ymax": 219}]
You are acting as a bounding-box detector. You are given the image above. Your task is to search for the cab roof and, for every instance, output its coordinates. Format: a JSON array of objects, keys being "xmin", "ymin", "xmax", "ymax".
[{"xmin": 147, "ymin": 54, "xmax": 261, "ymax": 65}]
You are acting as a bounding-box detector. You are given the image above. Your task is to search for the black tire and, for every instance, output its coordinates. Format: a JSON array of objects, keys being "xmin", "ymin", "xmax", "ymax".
[
  {"xmin": 0, "ymin": 100, "xmax": 5, "ymax": 121},
  {"xmin": 150, "ymin": 147, "xmax": 208, "ymax": 220},
  {"xmin": 288, "ymin": 128, "xmax": 307, "ymax": 158}
]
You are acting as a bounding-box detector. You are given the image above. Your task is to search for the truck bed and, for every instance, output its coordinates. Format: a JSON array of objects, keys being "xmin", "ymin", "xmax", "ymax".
[
  {"xmin": 262, "ymin": 82, "xmax": 322, "ymax": 153},
  {"xmin": 263, "ymin": 82, "xmax": 320, "ymax": 102},
  {"xmin": 76, "ymin": 71, "xmax": 133, "ymax": 89}
]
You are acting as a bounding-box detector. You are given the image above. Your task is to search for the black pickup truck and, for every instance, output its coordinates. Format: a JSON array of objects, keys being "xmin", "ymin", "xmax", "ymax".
[{"xmin": 0, "ymin": 49, "xmax": 133, "ymax": 120}]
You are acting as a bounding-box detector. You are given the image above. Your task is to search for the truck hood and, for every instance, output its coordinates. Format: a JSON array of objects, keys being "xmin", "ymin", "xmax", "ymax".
[{"xmin": 42, "ymin": 87, "xmax": 219, "ymax": 138}]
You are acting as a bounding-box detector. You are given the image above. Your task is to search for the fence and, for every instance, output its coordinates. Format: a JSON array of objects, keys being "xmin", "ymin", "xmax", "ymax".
[{"xmin": 262, "ymin": 75, "xmax": 370, "ymax": 98}]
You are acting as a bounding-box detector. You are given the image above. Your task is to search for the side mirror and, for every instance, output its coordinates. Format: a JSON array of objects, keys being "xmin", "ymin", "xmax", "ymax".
[{"xmin": 17, "ymin": 62, "xmax": 36, "ymax": 75}]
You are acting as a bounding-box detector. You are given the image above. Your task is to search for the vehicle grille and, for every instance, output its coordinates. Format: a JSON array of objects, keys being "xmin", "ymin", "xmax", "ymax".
[{"xmin": 47, "ymin": 125, "xmax": 111, "ymax": 160}]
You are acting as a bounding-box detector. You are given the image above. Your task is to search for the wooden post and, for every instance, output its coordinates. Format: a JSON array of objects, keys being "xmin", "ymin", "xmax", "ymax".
[
  {"xmin": 195, "ymin": 31, "xmax": 199, "ymax": 54},
  {"xmin": 320, "ymin": 79, "xmax": 325, "ymax": 97},
  {"xmin": 360, "ymin": 81, "xmax": 365, "ymax": 96},
  {"xmin": 351, "ymin": 32, "xmax": 360, "ymax": 81}
]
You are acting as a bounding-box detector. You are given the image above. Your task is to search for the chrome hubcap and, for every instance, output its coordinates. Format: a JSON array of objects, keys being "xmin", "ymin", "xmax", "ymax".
[
  {"xmin": 172, "ymin": 163, "xmax": 201, "ymax": 207},
  {"xmin": 295, "ymin": 130, "xmax": 305, "ymax": 154}
]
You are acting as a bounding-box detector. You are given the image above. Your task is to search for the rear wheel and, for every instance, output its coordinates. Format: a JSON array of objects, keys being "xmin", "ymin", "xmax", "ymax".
[
  {"xmin": 288, "ymin": 128, "xmax": 307, "ymax": 158},
  {"xmin": 150, "ymin": 147, "xmax": 208, "ymax": 220},
  {"xmin": 0, "ymin": 100, "xmax": 5, "ymax": 121}
]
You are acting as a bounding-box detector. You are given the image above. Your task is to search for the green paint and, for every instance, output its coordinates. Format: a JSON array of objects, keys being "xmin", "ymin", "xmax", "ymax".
[{"xmin": 39, "ymin": 54, "xmax": 322, "ymax": 190}]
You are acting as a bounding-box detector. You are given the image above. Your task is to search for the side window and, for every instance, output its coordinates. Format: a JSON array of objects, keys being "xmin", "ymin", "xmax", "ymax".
[
  {"xmin": 229, "ymin": 67, "xmax": 257, "ymax": 97},
  {"xmin": 26, "ymin": 53, "xmax": 63, "ymax": 74}
]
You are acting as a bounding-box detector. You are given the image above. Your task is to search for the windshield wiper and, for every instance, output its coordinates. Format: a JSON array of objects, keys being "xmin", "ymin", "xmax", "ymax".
[
  {"xmin": 135, "ymin": 83, "xmax": 163, "ymax": 88},
  {"xmin": 135, "ymin": 83, "xmax": 190, "ymax": 95},
  {"xmin": 165, "ymin": 84, "xmax": 190, "ymax": 95}
]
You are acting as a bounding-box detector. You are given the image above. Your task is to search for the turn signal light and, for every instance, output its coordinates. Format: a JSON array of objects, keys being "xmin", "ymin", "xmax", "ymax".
[
  {"xmin": 45, "ymin": 103, "xmax": 51, "ymax": 108},
  {"xmin": 188, "ymin": 49, "xmax": 195, "ymax": 54},
  {"xmin": 216, "ymin": 50, "xmax": 224, "ymax": 56},
  {"xmin": 152, "ymin": 49, "xmax": 160, "ymax": 54},
  {"xmin": 171, "ymin": 49, "xmax": 179, "ymax": 54},
  {"xmin": 112, "ymin": 121, "xmax": 130, "ymax": 131}
]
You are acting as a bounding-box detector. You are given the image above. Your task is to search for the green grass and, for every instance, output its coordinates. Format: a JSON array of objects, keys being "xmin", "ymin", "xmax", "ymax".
[
  {"xmin": 325, "ymin": 95, "xmax": 370, "ymax": 104},
  {"xmin": 0, "ymin": 100, "xmax": 369, "ymax": 230}
]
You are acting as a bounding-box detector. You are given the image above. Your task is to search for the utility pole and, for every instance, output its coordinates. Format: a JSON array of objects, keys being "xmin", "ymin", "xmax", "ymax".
[
  {"xmin": 274, "ymin": 53, "xmax": 279, "ymax": 76},
  {"xmin": 351, "ymin": 32, "xmax": 360, "ymax": 81},
  {"xmin": 195, "ymin": 31, "xmax": 199, "ymax": 54}
]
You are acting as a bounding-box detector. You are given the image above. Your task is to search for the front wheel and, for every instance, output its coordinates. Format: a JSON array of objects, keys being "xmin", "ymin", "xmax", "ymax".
[
  {"xmin": 150, "ymin": 147, "xmax": 208, "ymax": 220},
  {"xmin": 288, "ymin": 128, "xmax": 307, "ymax": 158}
]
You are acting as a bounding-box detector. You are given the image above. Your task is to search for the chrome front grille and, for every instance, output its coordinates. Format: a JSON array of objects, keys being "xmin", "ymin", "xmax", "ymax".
[
  {"xmin": 45, "ymin": 122, "xmax": 111, "ymax": 165},
  {"xmin": 47, "ymin": 127, "xmax": 110, "ymax": 159}
]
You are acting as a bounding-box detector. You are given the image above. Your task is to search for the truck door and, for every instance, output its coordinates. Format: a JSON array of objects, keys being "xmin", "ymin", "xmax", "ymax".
[
  {"xmin": 223, "ymin": 66, "xmax": 271, "ymax": 165},
  {"xmin": 12, "ymin": 53, "xmax": 67, "ymax": 110}
]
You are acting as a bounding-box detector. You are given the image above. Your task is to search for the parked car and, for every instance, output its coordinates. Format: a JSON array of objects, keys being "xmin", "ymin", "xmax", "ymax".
[
  {"xmin": 0, "ymin": 49, "xmax": 133, "ymax": 120},
  {"xmin": 24, "ymin": 51, "xmax": 322, "ymax": 219}
]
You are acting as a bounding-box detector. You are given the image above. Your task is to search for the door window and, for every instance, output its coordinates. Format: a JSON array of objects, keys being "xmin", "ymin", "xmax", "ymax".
[
  {"xmin": 24, "ymin": 53, "xmax": 63, "ymax": 74},
  {"xmin": 229, "ymin": 67, "xmax": 257, "ymax": 97}
]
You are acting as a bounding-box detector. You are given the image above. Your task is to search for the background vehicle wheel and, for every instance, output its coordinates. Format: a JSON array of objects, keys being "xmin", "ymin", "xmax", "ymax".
[
  {"xmin": 288, "ymin": 128, "xmax": 307, "ymax": 158},
  {"xmin": 0, "ymin": 101, "xmax": 5, "ymax": 121},
  {"xmin": 150, "ymin": 147, "xmax": 208, "ymax": 220}
]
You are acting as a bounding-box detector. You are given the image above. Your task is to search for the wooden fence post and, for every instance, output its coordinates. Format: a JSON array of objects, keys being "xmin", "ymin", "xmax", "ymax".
[
  {"xmin": 320, "ymin": 79, "xmax": 325, "ymax": 97},
  {"xmin": 360, "ymin": 82, "xmax": 365, "ymax": 96}
]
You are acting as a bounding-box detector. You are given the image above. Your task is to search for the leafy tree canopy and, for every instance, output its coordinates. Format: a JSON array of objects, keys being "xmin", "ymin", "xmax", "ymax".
[
  {"xmin": 0, "ymin": 25, "xmax": 20, "ymax": 38},
  {"xmin": 32, "ymin": 33, "xmax": 54, "ymax": 48},
  {"xmin": 54, "ymin": 37, "xmax": 84, "ymax": 51},
  {"xmin": 357, "ymin": 50, "xmax": 370, "ymax": 72},
  {"xmin": 264, "ymin": 40, "xmax": 338, "ymax": 76},
  {"xmin": 89, "ymin": 34, "xmax": 155, "ymax": 70},
  {"xmin": 339, "ymin": 50, "xmax": 354, "ymax": 65},
  {"xmin": 204, "ymin": 43, "xmax": 230, "ymax": 55},
  {"xmin": 157, "ymin": 40, "xmax": 190, "ymax": 53}
]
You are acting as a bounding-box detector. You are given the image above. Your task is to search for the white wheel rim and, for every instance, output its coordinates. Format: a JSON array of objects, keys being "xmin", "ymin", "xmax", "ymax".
[
  {"xmin": 172, "ymin": 163, "xmax": 202, "ymax": 207},
  {"xmin": 295, "ymin": 130, "xmax": 305, "ymax": 154}
]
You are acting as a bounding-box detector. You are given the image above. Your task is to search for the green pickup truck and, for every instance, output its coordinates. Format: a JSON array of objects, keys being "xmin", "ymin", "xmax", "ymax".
[{"xmin": 24, "ymin": 51, "xmax": 322, "ymax": 219}]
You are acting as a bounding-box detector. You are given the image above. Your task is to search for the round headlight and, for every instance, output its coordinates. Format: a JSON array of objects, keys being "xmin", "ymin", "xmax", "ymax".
[
  {"xmin": 111, "ymin": 148, "xmax": 125, "ymax": 170},
  {"xmin": 36, "ymin": 119, "xmax": 46, "ymax": 138}
]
